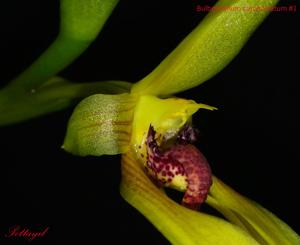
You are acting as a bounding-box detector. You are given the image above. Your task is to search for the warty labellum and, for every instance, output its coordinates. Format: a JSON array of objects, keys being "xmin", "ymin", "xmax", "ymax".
[{"xmin": 145, "ymin": 124, "xmax": 212, "ymax": 210}]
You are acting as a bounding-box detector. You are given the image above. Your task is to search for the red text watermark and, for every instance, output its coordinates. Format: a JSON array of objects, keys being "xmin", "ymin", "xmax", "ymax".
[
  {"xmin": 195, "ymin": 5, "xmax": 297, "ymax": 12},
  {"xmin": 4, "ymin": 225, "xmax": 49, "ymax": 242}
]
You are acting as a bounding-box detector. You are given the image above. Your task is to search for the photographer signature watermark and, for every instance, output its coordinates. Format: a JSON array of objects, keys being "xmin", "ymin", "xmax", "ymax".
[{"xmin": 3, "ymin": 225, "xmax": 49, "ymax": 242}]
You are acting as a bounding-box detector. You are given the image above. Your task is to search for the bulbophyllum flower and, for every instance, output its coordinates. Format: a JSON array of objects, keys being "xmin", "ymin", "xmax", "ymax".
[
  {"xmin": 63, "ymin": 93, "xmax": 299, "ymax": 244},
  {"xmin": 62, "ymin": 0, "xmax": 299, "ymax": 244}
]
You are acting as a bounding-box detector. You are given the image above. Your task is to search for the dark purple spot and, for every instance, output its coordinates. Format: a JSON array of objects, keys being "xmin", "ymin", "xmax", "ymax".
[{"xmin": 146, "ymin": 125, "xmax": 212, "ymax": 210}]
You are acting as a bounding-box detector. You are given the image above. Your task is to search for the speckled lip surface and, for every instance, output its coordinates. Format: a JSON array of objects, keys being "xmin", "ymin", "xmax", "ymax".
[{"xmin": 146, "ymin": 125, "xmax": 212, "ymax": 210}]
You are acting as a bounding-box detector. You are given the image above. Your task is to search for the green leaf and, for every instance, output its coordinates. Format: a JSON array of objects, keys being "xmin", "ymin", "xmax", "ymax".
[
  {"xmin": 0, "ymin": 77, "xmax": 132, "ymax": 126},
  {"xmin": 120, "ymin": 150, "xmax": 260, "ymax": 245},
  {"xmin": 63, "ymin": 93, "xmax": 137, "ymax": 156},
  {"xmin": 206, "ymin": 177, "xmax": 300, "ymax": 245},
  {"xmin": 131, "ymin": 0, "xmax": 279, "ymax": 96}
]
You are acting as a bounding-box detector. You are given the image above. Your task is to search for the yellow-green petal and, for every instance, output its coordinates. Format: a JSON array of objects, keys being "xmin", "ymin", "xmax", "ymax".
[
  {"xmin": 131, "ymin": 95, "xmax": 216, "ymax": 157},
  {"xmin": 206, "ymin": 177, "xmax": 300, "ymax": 244},
  {"xmin": 120, "ymin": 150, "xmax": 259, "ymax": 245},
  {"xmin": 131, "ymin": 0, "xmax": 279, "ymax": 96},
  {"xmin": 63, "ymin": 93, "xmax": 137, "ymax": 156}
]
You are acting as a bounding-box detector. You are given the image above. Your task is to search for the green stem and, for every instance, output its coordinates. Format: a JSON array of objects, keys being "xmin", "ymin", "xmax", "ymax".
[
  {"xmin": 6, "ymin": 36, "xmax": 89, "ymax": 91},
  {"xmin": 6, "ymin": 0, "xmax": 119, "ymax": 92}
]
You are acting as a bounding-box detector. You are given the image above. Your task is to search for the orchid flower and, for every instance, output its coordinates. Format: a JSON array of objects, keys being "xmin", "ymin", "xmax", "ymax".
[
  {"xmin": 1, "ymin": 0, "xmax": 299, "ymax": 244},
  {"xmin": 61, "ymin": 1, "xmax": 299, "ymax": 244}
]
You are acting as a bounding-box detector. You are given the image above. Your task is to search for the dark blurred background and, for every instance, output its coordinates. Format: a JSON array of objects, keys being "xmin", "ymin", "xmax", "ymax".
[{"xmin": 0, "ymin": 0, "xmax": 299, "ymax": 244}]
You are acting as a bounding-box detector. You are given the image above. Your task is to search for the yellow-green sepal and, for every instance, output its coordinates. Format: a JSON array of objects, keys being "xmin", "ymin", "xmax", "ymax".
[
  {"xmin": 207, "ymin": 177, "xmax": 300, "ymax": 244},
  {"xmin": 63, "ymin": 93, "xmax": 137, "ymax": 156},
  {"xmin": 121, "ymin": 150, "xmax": 259, "ymax": 245},
  {"xmin": 131, "ymin": 0, "xmax": 279, "ymax": 96}
]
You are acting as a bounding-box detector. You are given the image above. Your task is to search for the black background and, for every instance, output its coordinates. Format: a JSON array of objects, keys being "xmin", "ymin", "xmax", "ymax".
[{"xmin": 0, "ymin": 0, "xmax": 299, "ymax": 244}]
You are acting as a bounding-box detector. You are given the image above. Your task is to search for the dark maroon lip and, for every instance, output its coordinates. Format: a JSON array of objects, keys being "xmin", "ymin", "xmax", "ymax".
[{"xmin": 145, "ymin": 125, "xmax": 212, "ymax": 210}]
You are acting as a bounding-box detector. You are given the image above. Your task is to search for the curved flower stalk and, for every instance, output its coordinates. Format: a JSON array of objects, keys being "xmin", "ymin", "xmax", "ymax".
[{"xmin": 8, "ymin": 0, "xmax": 119, "ymax": 91}]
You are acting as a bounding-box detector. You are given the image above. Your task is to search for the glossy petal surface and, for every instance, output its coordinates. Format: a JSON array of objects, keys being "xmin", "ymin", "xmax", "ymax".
[{"xmin": 121, "ymin": 150, "xmax": 259, "ymax": 245}]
